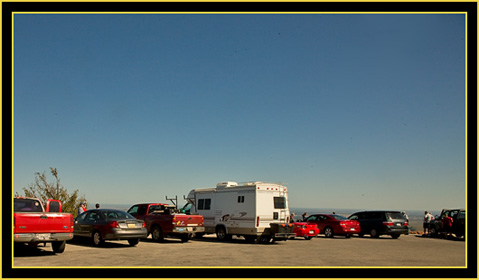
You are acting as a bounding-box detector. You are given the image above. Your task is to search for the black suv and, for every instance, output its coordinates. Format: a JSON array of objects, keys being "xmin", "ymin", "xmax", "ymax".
[
  {"xmin": 348, "ymin": 211, "xmax": 409, "ymax": 239},
  {"xmin": 429, "ymin": 209, "xmax": 465, "ymax": 238}
]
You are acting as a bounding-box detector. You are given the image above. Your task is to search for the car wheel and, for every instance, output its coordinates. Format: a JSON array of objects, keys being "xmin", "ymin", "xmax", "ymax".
[
  {"xmin": 324, "ymin": 227, "xmax": 334, "ymax": 238},
  {"xmin": 151, "ymin": 225, "xmax": 164, "ymax": 242},
  {"xmin": 52, "ymin": 241, "xmax": 66, "ymax": 253},
  {"xmin": 128, "ymin": 239, "xmax": 140, "ymax": 246},
  {"xmin": 304, "ymin": 235, "xmax": 312, "ymax": 240},
  {"xmin": 391, "ymin": 234, "xmax": 400, "ymax": 239},
  {"xmin": 370, "ymin": 229, "xmax": 379, "ymax": 238},
  {"xmin": 92, "ymin": 231, "xmax": 103, "ymax": 246}
]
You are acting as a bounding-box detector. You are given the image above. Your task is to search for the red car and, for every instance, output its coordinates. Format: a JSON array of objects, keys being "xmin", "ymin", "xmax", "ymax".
[
  {"xmin": 292, "ymin": 222, "xmax": 319, "ymax": 240},
  {"xmin": 305, "ymin": 214, "xmax": 360, "ymax": 238}
]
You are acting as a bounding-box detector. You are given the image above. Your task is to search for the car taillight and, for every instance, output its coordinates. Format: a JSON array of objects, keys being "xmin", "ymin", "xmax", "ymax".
[
  {"xmin": 339, "ymin": 222, "xmax": 347, "ymax": 227},
  {"xmin": 142, "ymin": 222, "xmax": 146, "ymax": 228},
  {"xmin": 109, "ymin": 221, "xmax": 120, "ymax": 228},
  {"xmin": 404, "ymin": 222, "xmax": 408, "ymax": 226},
  {"xmin": 383, "ymin": 221, "xmax": 394, "ymax": 226}
]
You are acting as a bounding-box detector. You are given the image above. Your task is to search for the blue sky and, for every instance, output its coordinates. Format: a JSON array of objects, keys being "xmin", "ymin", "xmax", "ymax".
[{"xmin": 13, "ymin": 13, "xmax": 466, "ymax": 211}]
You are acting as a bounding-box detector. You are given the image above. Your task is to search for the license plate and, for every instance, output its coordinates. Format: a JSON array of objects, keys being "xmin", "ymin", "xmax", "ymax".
[
  {"xmin": 177, "ymin": 228, "xmax": 184, "ymax": 232},
  {"xmin": 309, "ymin": 230, "xmax": 314, "ymax": 234},
  {"xmin": 350, "ymin": 228, "xmax": 356, "ymax": 231},
  {"xmin": 396, "ymin": 223, "xmax": 402, "ymax": 226},
  {"xmin": 127, "ymin": 223, "xmax": 136, "ymax": 228},
  {"xmin": 37, "ymin": 233, "xmax": 51, "ymax": 240}
]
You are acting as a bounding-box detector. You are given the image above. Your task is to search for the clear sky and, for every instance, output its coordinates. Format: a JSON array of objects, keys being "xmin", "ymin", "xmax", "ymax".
[{"xmin": 13, "ymin": 13, "xmax": 466, "ymax": 211}]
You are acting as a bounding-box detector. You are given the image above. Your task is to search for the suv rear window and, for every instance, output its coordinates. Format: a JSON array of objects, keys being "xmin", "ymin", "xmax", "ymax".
[{"xmin": 386, "ymin": 212, "xmax": 404, "ymax": 219}]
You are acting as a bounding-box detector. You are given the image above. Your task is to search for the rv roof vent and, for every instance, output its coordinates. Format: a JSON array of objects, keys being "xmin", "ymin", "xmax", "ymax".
[{"xmin": 216, "ymin": 181, "xmax": 238, "ymax": 188}]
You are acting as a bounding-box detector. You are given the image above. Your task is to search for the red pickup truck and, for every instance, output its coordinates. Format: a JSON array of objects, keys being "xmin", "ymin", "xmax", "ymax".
[
  {"xmin": 14, "ymin": 197, "xmax": 74, "ymax": 253},
  {"xmin": 127, "ymin": 203, "xmax": 204, "ymax": 242}
]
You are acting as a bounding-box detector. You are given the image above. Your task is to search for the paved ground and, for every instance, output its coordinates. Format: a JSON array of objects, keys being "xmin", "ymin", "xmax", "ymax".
[{"xmin": 13, "ymin": 233, "xmax": 466, "ymax": 269}]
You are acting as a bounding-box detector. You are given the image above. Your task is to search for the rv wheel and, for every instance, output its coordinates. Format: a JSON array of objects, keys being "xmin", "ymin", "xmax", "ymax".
[
  {"xmin": 216, "ymin": 226, "xmax": 231, "ymax": 241},
  {"xmin": 258, "ymin": 235, "xmax": 272, "ymax": 244}
]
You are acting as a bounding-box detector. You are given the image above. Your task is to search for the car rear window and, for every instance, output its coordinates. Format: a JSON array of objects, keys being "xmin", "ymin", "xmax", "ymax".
[
  {"xmin": 386, "ymin": 212, "xmax": 404, "ymax": 219},
  {"xmin": 331, "ymin": 215, "xmax": 347, "ymax": 220}
]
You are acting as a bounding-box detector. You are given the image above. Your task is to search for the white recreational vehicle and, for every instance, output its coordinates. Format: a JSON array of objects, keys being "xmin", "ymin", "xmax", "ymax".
[{"xmin": 183, "ymin": 181, "xmax": 295, "ymax": 243}]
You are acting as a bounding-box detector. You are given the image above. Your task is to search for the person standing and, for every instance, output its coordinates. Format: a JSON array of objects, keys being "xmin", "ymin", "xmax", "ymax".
[
  {"xmin": 302, "ymin": 212, "xmax": 308, "ymax": 221},
  {"xmin": 78, "ymin": 202, "xmax": 87, "ymax": 215},
  {"xmin": 423, "ymin": 211, "xmax": 434, "ymax": 236},
  {"xmin": 442, "ymin": 213, "xmax": 453, "ymax": 238}
]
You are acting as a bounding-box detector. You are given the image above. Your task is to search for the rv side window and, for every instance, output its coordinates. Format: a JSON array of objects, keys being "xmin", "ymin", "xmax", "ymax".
[
  {"xmin": 198, "ymin": 198, "xmax": 211, "ymax": 210},
  {"xmin": 237, "ymin": 196, "xmax": 245, "ymax": 203},
  {"xmin": 273, "ymin": 197, "xmax": 286, "ymax": 209}
]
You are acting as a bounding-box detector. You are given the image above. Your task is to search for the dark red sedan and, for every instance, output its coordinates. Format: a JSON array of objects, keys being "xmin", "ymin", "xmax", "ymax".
[{"xmin": 305, "ymin": 214, "xmax": 361, "ymax": 238}]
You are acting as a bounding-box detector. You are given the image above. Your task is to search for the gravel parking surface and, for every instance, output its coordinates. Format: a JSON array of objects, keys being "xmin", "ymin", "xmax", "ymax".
[{"xmin": 13, "ymin": 234, "xmax": 466, "ymax": 269}]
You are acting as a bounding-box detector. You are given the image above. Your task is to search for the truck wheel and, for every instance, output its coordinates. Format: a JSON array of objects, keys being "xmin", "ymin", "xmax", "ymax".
[
  {"xmin": 92, "ymin": 231, "xmax": 104, "ymax": 246},
  {"xmin": 151, "ymin": 225, "xmax": 164, "ymax": 242},
  {"xmin": 52, "ymin": 241, "xmax": 66, "ymax": 253},
  {"xmin": 128, "ymin": 239, "xmax": 140, "ymax": 246},
  {"xmin": 180, "ymin": 234, "xmax": 189, "ymax": 243},
  {"xmin": 324, "ymin": 227, "xmax": 334, "ymax": 238}
]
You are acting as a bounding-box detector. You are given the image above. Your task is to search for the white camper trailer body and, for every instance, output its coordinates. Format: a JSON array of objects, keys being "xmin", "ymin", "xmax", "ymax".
[{"xmin": 185, "ymin": 181, "xmax": 294, "ymax": 242}]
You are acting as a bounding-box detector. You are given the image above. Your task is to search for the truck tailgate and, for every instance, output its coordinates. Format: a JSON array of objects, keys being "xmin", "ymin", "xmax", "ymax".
[
  {"xmin": 14, "ymin": 213, "xmax": 73, "ymax": 234},
  {"xmin": 173, "ymin": 214, "xmax": 203, "ymax": 226}
]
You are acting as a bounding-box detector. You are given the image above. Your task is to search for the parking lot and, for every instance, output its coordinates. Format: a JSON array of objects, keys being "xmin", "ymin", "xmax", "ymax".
[{"xmin": 13, "ymin": 234, "xmax": 466, "ymax": 269}]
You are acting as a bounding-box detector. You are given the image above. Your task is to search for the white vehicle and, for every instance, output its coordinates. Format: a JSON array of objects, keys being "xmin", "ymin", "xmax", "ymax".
[{"xmin": 183, "ymin": 181, "xmax": 295, "ymax": 243}]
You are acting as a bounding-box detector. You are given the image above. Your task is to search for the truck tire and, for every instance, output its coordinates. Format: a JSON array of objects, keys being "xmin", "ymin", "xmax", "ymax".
[
  {"xmin": 52, "ymin": 241, "xmax": 66, "ymax": 253},
  {"xmin": 151, "ymin": 225, "xmax": 164, "ymax": 242},
  {"xmin": 180, "ymin": 234, "xmax": 190, "ymax": 243}
]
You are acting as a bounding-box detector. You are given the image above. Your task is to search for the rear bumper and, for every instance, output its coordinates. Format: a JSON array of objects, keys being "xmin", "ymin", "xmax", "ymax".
[
  {"xmin": 104, "ymin": 228, "xmax": 148, "ymax": 240},
  {"xmin": 273, "ymin": 233, "xmax": 297, "ymax": 240},
  {"xmin": 385, "ymin": 228, "xmax": 409, "ymax": 235},
  {"xmin": 14, "ymin": 232, "xmax": 73, "ymax": 243},
  {"xmin": 172, "ymin": 226, "xmax": 205, "ymax": 234}
]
